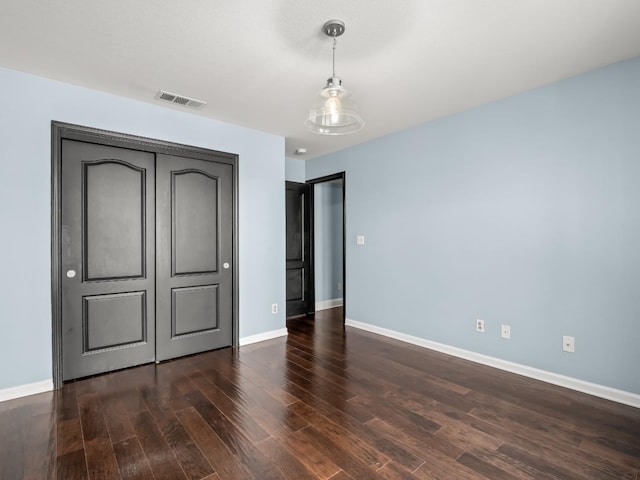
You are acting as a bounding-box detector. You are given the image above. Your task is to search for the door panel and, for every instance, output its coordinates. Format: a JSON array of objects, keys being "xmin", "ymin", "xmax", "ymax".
[
  {"xmin": 84, "ymin": 161, "xmax": 145, "ymax": 280},
  {"xmin": 286, "ymin": 269, "xmax": 303, "ymax": 302},
  {"xmin": 286, "ymin": 181, "xmax": 312, "ymax": 317},
  {"xmin": 173, "ymin": 171, "xmax": 218, "ymax": 275},
  {"xmin": 83, "ymin": 292, "xmax": 147, "ymax": 351},
  {"xmin": 61, "ymin": 140, "xmax": 156, "ymax": 381},
  {"xmin": 156, "ymin": 154, "xmax": 233, "ymax": 361},
  {"xmin": 172, "ymin": 285, "xmax": 219, "ymax": 335}
]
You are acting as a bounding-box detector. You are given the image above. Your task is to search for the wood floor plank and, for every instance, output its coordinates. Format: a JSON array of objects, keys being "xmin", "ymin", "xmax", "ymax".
[
  {"xmin": 586, "ymin": 435, "xmax": 640, "ymax": 462},
  {"xmin": 412, "ymin": 453, "xmax": 488, "ymax": 480},
  {"xmin": 57, "ymin": 417, "xmax": 84, "ymax": 456},
  {"xmin": 101, "ymin": 395, "xmax": 137, "ymax": 444},
  {"xmin": 200, "ymin": 383, "xmax": 272, "ymax": 444},
  {"xmin": 289, "ymin": 399, "xmax": 425, "ymax": 471},
  {"xmin": 55, "ymin": 381, "xmax": 80, "ymax": 422},
  {"xmin": 580, "ymin": 438, "xmax": 640, "ymax": 472},
  {"xmin": 77, "ymin": 390, "xmax": 122, "ymax": 478},
  {"xmin": 286, "ymin": 347, "xmax": 390, "ymax": 401},
  {"xmin": 272, "ymin": 429, "xmax": 342, "ymax": 479},
  {"xmin": 244, "ymin": 402, "xmax": 341, "ymax": 479},
  {"xmin": 348, "ymin": 394, "xmax": 442, "ymax": 440},
  {"xmin": 256, "ymin": 436, "xmax": 318, "ymax": 480},
  {"xmin": 84, "ymin": 437, "xmax": 122, "ymax": 480},
  {"xmin": 239, "ymin": 359, "xmax": 373, "ymax": 425},
  {"xmin": 282, "ymin": 354, "xmax": 360, "ymax": 401},
  {"xmin": 467, "ymin": 448, "xmax": 556, "ymax": 480},
  {"xmin": 429, "ymin": 396, "xmax": 634, "ymax": 479},
  {"xmin": 239, "ymin": 353, "xmax": 373, "ymax": 424},
  {"xmin": 113, "ymin": 367, "xmax": 157, "ymax": 416},
  {"xmin": 142, "ymin": 386, "xmax": 215, "ymax": 480},
  {"xmin": 468, "ymin": 395, "xmax": 585, "ymax": 448},
  {"xmin": 175, "ymin": 406, "xmax": 254, "ymax": 480},
  {"xmin": 113, "ymin": 436, "xmax": 155, "ymax": 480},
  {"xmin": 436, "ymin": 423, "xmax": 502, "ymax": 458},
  {"xmin": 457, "ymin": 451, "xmax": 524, "ymax": 480},
  {"xmin": 233, "ymin": 363, "xmax": 300, "ymax": 407},
  {"xmin": 497, "ymin": 442, "xmax": 623, "ymax": 480},
  {"xmin": 23, "ymin": 410, "xmax": 57, "ymax": 479},
  {"xmin": 288, "ymin": 400, "xmax": 389, "ymax": 469},
  {"xmin": 0, "ymin": 406, "xmax": 29, "ymax": 479},
  {"xmin": 189, "ymin": 354, "xmax": 248, "ymax": 402},
  {"xmin": 133, "ymin": 409, "xmax": 188, "ymax": 480},
  {"xmin": 363, "ymin": 416, "xmax": 464, "ymax": 465},
  {"xmin": 327, "ymin": 472, "xmax": 354, "ymax": 480},
  {"xmin": 221, "ymin": 371, "xmax": 311, "ymax": 432},
  {"xmin": 77, "ymin": 392, "xmax": 109, "ymax": 443},
  {"xmin": 56, "ymin": 448, "xmax": 89, "ymax": 480},
  {"xmin": 465, "ymin": 407, "xmax": 637, "ymax": 479},
  {"xmin": 294, "ymin": 425, "xmax": 383, "ymax": 480},
  {"xmin": 344, "ymin": 346, "xmax": 476, "ymax": 413},
  {"xmin": 375, "ymin": 461, "xmax": 419, "ymax": 479},
  {"xmin": 185, "ymin": 390, "xmax": 284, "ymax": 480}
]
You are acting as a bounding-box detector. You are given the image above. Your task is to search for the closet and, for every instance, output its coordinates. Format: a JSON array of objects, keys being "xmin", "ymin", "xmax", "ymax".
[{"xmin": 53, "ymin": 123, "xmax": 236, "ymax": 382}]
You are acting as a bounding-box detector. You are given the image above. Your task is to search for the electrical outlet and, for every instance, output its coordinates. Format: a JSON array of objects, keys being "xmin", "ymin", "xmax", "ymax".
[
  {"xmin": 476, "ymin": 319, "xmax": 485, "ymax": 333},
  {"xmin": 501, "ymin": 325, "xmax": 511, "ymax": 339},
  {"xmin": 563, "ymin": 336, "xmax": 575, "ymax": 353},
  {"xmin": 271, "ymin": 303, "xmax": 278, "ymax": 314},
  {"xmin": 356, "ymin": 235, "xmax": 365, "ymax": 245}
]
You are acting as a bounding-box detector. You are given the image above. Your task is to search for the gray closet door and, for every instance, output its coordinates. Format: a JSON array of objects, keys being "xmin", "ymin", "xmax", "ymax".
[
  {"xmin": 155, "ymin": 154, "xmax": 233, "ymax": 361},
  {"xmin": 61, "ymin": 140, "xmax": 156, "ymax": 381}
]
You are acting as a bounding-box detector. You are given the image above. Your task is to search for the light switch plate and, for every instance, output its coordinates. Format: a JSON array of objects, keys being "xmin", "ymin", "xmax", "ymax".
[{"xmin": 356, "ymin": 235, "xmax": 365, "ymax": 245}]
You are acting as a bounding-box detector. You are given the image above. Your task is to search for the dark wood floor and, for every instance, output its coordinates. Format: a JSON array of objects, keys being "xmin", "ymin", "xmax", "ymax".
[{"xmin": 1, "ymin": 307, "xmax": 639, "ymax": 479}]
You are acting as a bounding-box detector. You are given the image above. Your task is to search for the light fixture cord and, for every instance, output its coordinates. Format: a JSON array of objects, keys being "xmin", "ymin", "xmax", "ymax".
[{"xmin": 332, "ymin": 36, "xmax": 337, "ymax": 77}]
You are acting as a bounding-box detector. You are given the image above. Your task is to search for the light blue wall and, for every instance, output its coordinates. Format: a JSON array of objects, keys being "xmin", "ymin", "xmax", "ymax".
[
  {"xmin": 0, "ymin": 67, "xmax": 285, "ymax": 390},
  {"xmin": 306, "ymin": 57, "xmax": 640, "ymax": 394},
  {"xmin": 285, "ymin": 157, "xmax": 306, "ymax": 182},
  {"xmin": 314, "ymin": 181, "xmax": 344, "ymax": 302}
]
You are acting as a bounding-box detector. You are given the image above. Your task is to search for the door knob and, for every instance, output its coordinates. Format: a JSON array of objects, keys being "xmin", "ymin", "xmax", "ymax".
[
  {"xmin": 66, "ymin": 269, "xmax": 77, "ymax": 278},
  {"xmin": 223, "ymin": 262, "xmax": 230, "ymax": 269}
]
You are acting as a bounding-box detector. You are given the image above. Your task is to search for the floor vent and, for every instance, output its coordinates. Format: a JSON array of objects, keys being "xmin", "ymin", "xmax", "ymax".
[{"xmin": 155, "ymin": 90, "xmax": 206, "ymax": 109}]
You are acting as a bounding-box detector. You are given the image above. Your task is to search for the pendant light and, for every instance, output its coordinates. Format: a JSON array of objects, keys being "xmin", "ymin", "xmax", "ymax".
[{"xmin": 305, "ymin": 20, "xmax": 364, "ymax": 135}]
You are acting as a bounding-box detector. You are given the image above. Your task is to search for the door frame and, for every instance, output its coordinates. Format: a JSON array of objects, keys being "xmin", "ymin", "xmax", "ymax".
[
  {"xmin": 51, "ymin": 121, "xmax": 239, "ymax": 388},
  {"xmin": 306, "ymin": 172, "xmax": 346, "ymax": 324},
  {"xmin": 285, "ymin": 181, "xmax": 314, "ymax": 317}
]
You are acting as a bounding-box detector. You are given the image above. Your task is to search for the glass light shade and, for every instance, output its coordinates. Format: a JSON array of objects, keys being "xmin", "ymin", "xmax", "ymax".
[{"xmin": 305, "ymin": 77, "xmax": 364, "ymax": 135}]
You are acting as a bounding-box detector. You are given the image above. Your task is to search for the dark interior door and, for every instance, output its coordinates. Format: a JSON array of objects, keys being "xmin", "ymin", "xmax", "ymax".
[
  {"xmin": 286, "ymin": 181, "xmax": 312, "ymax": 317},
  {"xmin": 61, "ymin": 140, "xmax": 156, "ymax": 380},
  {"xmin": 155, "ymin": 154, "xmax": 234, "ymax": 361}
]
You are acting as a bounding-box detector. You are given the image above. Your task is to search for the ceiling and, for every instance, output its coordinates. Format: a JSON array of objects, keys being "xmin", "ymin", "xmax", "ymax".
[{"xmin": 1, "ymin": 1, "xmax": 640, "ymax": 160}]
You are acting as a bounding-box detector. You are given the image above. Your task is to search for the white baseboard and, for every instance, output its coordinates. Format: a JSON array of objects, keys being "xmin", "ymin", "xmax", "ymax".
[
  {"xmin": 239, "ymin": 328, "xmax": 288, "ymax": 346},
  {"xmin": 346, "ymin": 318, "xmax": 640, "ymax": 409},
  {"xmin": 315, "ymin": 298, "xmax": 344, "ymax": 311},
  {"xmin": 0, "ymin": 379, "xmax": 54, "ymax": 403}
]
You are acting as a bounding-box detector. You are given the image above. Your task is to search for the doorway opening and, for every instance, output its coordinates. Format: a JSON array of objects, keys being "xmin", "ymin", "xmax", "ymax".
[
  {"xmin": 285, "ymin": 172, "xmax": 346, "ymax": 324},
  {"xmin": 309, "ymin": 174, "xmax": 345, "ymax": 324}
]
